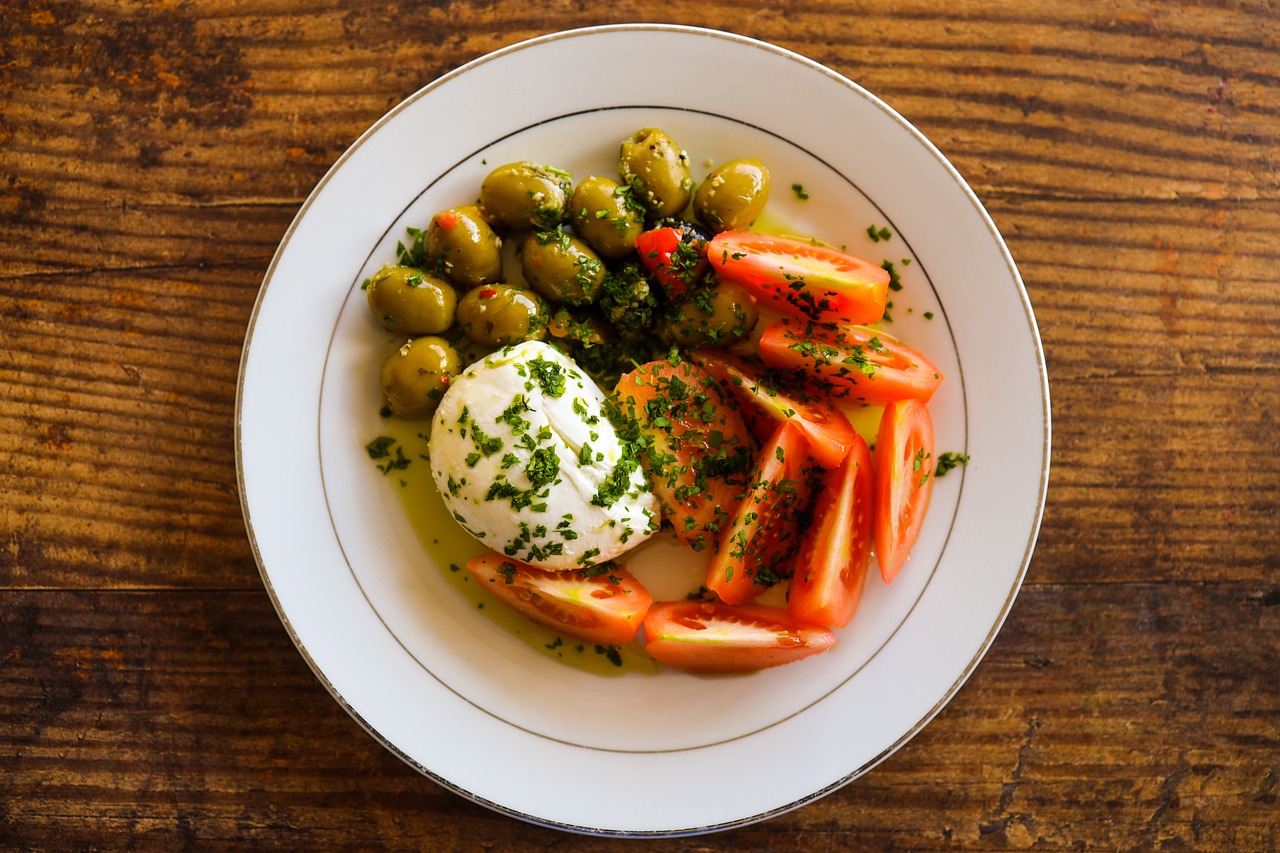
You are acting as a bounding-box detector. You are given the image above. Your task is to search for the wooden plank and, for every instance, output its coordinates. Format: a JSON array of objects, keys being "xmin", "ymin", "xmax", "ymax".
[{"xmin": 0, "ymin": 583, "xmax": 1274, "ymax": 850}]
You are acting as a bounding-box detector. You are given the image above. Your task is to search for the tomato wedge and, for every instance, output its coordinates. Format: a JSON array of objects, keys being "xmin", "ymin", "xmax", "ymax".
[
  {"xmin": 689, "ymin": 349, "xmax": 859, "ymax": 470},
  {"xmin": 466, "ymin": 552, "xmax": 653, "ymax": 645},
  {"xmin": 707, "ymin": 421, "xmax": 815, "ymax": 605},
  {"xmin": 758, "ymin": 318, "xmax": 943, "ymax": 405},
  {"xmin": 612, "ymin": 358, "xmax": 757, "ymax": 552},
  {"xmin": 873, "ymin": 399, "xmax": 936, "ymax": 584},
  {"xmin": 706, "ymin": 230, "xmax": 889, "ymax": 324},
  {"xmin": 788, "ymin": 433, "xmax": 874, "ymax": 628},
  {"xmin": 643, "ymin": 600, "xmax": 835, "ymax": 672},
  {"xmin": 635, "ymin": 225, "xmax": 709, "ymax": 299}
]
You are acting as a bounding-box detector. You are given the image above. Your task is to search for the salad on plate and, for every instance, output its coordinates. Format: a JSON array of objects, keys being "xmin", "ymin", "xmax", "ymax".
[{"xmin": 359, "ymin": 125, "xmax": 960, "ymax": 674}]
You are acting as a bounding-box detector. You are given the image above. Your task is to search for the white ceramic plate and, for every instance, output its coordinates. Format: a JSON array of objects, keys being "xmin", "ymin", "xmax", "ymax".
[{"xmin": 237, "ymin": 24, "xmax": 1049, "ymax": 836}]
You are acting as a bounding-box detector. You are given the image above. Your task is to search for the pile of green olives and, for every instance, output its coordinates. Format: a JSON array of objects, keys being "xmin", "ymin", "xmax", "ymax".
[{"xmin": 365, "ymin": 127, "xmax": 772, "ymax": 418}]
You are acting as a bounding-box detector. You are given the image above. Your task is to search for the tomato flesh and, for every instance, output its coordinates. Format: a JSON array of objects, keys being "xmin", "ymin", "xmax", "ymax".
[
  {"xmin": 690, "ymin": 349, "xmax": 860, "ymax": 470},
  {"xmin": 873, "ymin": 399, "xmax": 936, "ymax": 584},
  {"xmin": 612, "ymin": 359, "xmax": 757, "ymax": 552},
  {"xmin": 788, "ymin": 433, "xmax": 874, "ymax": 628},
  {"xmin": 707, "ymin": 230, "xmax": 889, "ymax": 324},
  {"xmin": 706, "ymin": 421, "xmax": 815, "ymax": 605},
  {"xmin": 635, "ymin": 226, "xmax": 709, "ymax": 299},
  {"xmin": 643, "ymin": 600, "xmax": 836, "ymax": 672},
  {"xmin": 466, "ymin": 552, "xmax": 654, "ymax": 645},
  {"xmin": 758, "ymin": 318, "xmax": 942, "ymax": 405}
]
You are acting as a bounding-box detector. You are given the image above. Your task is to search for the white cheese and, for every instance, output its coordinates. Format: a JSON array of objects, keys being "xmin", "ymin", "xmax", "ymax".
[{"xmin": 428, "ymin": 340, "xmax": 658, "ymax": 570}]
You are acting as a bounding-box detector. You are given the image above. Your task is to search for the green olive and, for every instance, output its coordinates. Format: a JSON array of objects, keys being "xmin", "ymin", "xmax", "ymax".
[
  {"xmin": 380, "ymin": 336, "xmax": 462, "ymax": 418},
  {"xmin": 547, "ymin": 307, "xmax": 607, "ymax": 349},
  {"xmin": 693, "ymin": 158, "xmax": 771, "ymax": 232},
  {"xmin": 365, "ymin": 264, "xmax": 457, "ymax": 336},
  {"xmin": 568, "ymin": 176, "xmax": 644, "ymax": 259},
  {"xmin": 455, "ymin": 283, "xmax": 549, "ymax": 347},
  {"xmin": 618, "ymin": 127, "xmax": 693, "ymax": 218},
  {"xmin": 520, "ymin": 231, "xmax": 605, "ymax": 305},
  {"xmin": 479, "ymin": 161, "xmax": 572, "ymax": 231},
  {"xmin": 660, "ymin": 279, "xmax": 760, "ymax": 347},
  {"xmin": 426, "ymin": 205, "xmax": 503, "ymax": 288}
]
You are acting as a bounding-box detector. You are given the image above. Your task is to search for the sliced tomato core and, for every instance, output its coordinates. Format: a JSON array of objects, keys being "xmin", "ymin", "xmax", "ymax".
[
  {"xmin": 707, "ymin": 230, "xmax": 889, "ymax": 324},
  {"xmin": 757, "ymin": 318, "xmax": 942, "ymax": 405},
  {"xmin": 612, "ymin": 359, "xmax": 756, "ymax": 552},
  {"xmin": 690, "ymin": 349, "xmax": 860, "ymax": 469},
  {"xmin": 642, "ymin": 600, "xmax": 836, "ymax": 672},
  {"xmin": 788, "ymin": 433, "xmax": 874, "ymax": 628},
  {"xmin": 466, "ymin": 552, "xmax": 653, "ymax": 645},
  {"xmin": 873, "ymin": 399, "xmax": 936, "ymax": 584},
  {"xmin": 706, "ymin": 421, "xmax": 816, "ymax": 605}
]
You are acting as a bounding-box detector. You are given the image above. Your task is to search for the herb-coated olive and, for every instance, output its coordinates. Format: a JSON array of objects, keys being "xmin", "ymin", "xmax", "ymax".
[
  {"xmin": 479, "ymin": 161, "xmax": 573, "ymax": 231},
  {"xmin": 568, "ymin": 176, "xmax": 644, "ymax": 259},
  {"xmin": 380, "ymin": 336, "xmax": 462, "ymax": 418},
  {"xmin": 693, "ymin": 158, "xmax": 771, "ymax": 232},
  {"xmin": 598, "ymin": 258, "xmax": 661, "ymax": 330},
  {"xmin": 520, "ymin": 231, "xmax": 605, "ymax": 306},
  {"xmin": 425, "ymin": 205, "xmax": 503, "ymax": 288},
  {"xmin": 365, "ymin": 264, "xmax": 458, "ymax": 336},
  {"xmin": 455, "ymin": 283, "xmax": 550, "ymax": 347},
  {"xmin": 618, "ymin": 128, "xmax": 693, "ymax": 219},
  {"xmin": 660, "ymin": 279, "xmax": 760, "ymax": 347},
  {"xmin": 547, "ymin": 307, "xmax": 607, "ymax": 349}
]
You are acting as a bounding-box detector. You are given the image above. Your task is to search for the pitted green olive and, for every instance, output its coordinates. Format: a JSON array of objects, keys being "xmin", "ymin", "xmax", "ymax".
[
  {"xmin": 568, "ymin": 176, "xmax": 644, "ymax": 260},
  {"xmin": 660, "ymin": 279, "xmax": 760, "ymax": 347},
  {"xmin": 455, "ymin": 283, "xmax": 549, "ymax": 347},
  {"xmin": 380, "ymin": 336, "xmax": 462, "ymax": 418},
  {"xmin": 520, "ymin": 231, "xmax": 605, "ymax": 305},
  {"xmin": 425, "ymin": 205, "xmax": 503, "ymax": 288},
  {"xmin": 694, "ymin": 158, "xmax": 771, "ymax": 232},
  {"xmin": 365, "ymin": 264, "xmax": 458, "ymax": 335},
  {"xmin": 618, "ymin": 128, "xmax": 693, "ymax": 218},
  {"xmin": 479, "ymin": 162, "xmax": 572, "ymax": 231}
]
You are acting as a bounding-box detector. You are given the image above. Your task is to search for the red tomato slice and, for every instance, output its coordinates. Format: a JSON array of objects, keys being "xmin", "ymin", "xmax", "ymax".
[
  {"xmin": 706, "ymin": 230, "xmax": 889, "ymax": 324},
  {"xmin": 707, "ymin": 421, "xmax": 815, "ymax": 605},
  {"xmin": 612, "ymin": 359, "xmax": 757, "ymax": 553},
  {"xmin": 689, "ymin": 349, "xmax": 859, "ymax": 470},
  {"xmin": 757, "ymin": 318, "xmax": 943, "ymax": 405},
  {"xmin": 788, "ymin": 433, "xmax": 873, "ymax": 628},
  {"xmin": 643, "ymin": 600, "xmax": 836, "ymax": 672},
  {"xmin": 635, "ymin": 226, "xmax": 708, "ymax": 299},
  {"xmin": 466, "ymin": 552, "xmax": 653, "ymax": 645},
  {"xmin": 873, "ymin": 399, "xmax": 936, "ymax": 584}
]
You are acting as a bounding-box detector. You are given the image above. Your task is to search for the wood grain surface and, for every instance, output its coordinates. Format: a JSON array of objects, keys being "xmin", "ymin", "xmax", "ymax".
[{"xmin": 2, "ymin": 1, "xmax": 1277, "ymax": 850}]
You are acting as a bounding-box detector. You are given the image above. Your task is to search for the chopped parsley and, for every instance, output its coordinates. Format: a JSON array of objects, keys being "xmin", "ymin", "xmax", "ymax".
[
  {"xmin": 526, "ymin": 355, "xmax": 568, "ymax": 397},
  {"xmin": 882, "ymin": 259, "xmax": 903, "ymax": 292},
  {"xmin": 935, "ymin": 451, "xmax": 971, "ymax": 477},
  {"xmin": 365, "ymin": 436, "xmax": 411, "ymax": 475}
]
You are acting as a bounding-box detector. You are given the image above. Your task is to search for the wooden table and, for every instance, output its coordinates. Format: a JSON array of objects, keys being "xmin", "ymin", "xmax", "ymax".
[{"xmin": 3, "ymin": 2, "xmax": 1276, "ymax": 849}]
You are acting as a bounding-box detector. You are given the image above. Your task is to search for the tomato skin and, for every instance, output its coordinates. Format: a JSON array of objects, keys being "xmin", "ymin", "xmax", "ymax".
[
  {"xmin": 788, "ymin": 433, "xmax": 874, "ymax": 628},
  {"xmin": 757, "ymin": 318, "xmax": 942, "ymax": 405},
  {"xmin": 643, "ymin": 600, "xmax": 836, "ymax": 673},
  {"xmin": 706, "ymin": 230, "xmax": 889, "ymax": 324},
  {"xmin": 707, "ymin": 421, "xmax": 816, "ymax": 605},
  {"xmin": 466, "ymin": 552, "xmax": 654, "ymax": 645},
  {"xmin": 689, "ymin": 349, "xmax": 860, "ymax": 470},
  {"xmin": 612, "ymin": 359, "xmax": 757, "ymax": 553},
  {"xmin": 635, "ymin": 226, "xmax": 709, "ymax": 299},
  {"xmin": 873, "ymin": 399, "xmax": 936, "ymax": 584}
]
